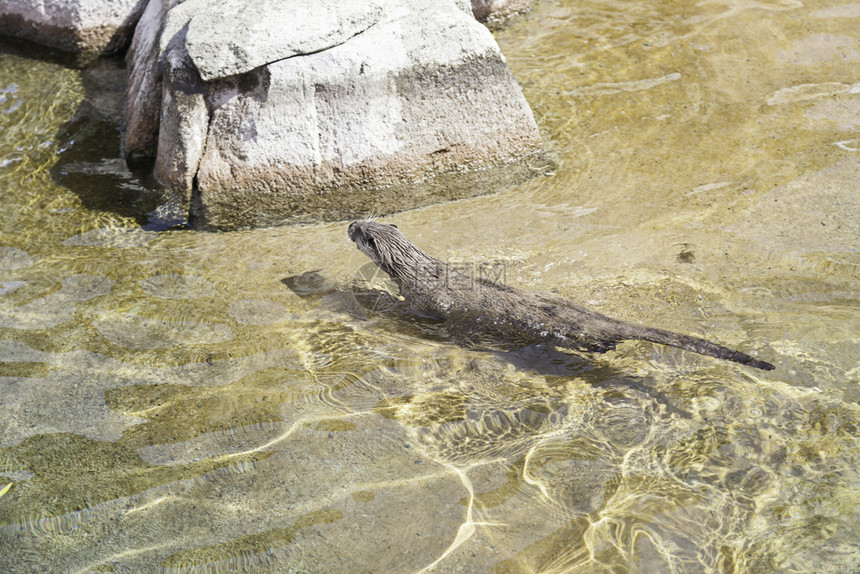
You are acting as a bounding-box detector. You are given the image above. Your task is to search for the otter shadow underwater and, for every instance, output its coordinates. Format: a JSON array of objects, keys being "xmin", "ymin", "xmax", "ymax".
[{"xmin": 283, "ymin": 268, "xmax": 700, "ymax": 420}]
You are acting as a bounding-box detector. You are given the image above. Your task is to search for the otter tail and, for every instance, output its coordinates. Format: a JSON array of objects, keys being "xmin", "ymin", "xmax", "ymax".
[{"xmin": 625, "ymin": 325, "xmax": 775, "ymax": 371}]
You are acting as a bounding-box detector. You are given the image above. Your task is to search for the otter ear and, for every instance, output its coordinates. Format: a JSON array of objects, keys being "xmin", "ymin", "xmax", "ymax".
[{"xmin": 389, "ymin": 224, "xmax": 398, "ymax": 229}]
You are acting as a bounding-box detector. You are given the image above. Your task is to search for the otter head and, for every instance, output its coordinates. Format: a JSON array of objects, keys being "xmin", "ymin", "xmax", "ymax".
[{"xmin": 348, "ymin": 220, "xmax": 437, "ymax": 283}]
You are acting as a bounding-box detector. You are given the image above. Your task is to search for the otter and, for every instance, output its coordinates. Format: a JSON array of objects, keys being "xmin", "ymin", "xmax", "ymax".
[{"xmin": 347, "ymin": 220, "xmax": 775, "ymax": 371}]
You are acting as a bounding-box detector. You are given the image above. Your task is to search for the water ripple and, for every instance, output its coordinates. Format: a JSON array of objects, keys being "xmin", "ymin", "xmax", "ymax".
[
  {"xmin": 140, "ymin": 273, "xmax": 216, "ymax": 300},
  {"xmin": 0, "ymin": 274, "xmax": 113, "ymax": 329}
]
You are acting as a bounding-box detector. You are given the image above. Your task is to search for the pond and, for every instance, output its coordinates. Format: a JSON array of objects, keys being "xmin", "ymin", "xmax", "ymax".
[{"xmin": 1, "ymin": 0, "xmax": 858, "ymax": 572}]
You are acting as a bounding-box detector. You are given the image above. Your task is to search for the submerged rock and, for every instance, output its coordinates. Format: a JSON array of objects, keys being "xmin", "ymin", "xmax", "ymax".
[
  {"xmin": 124, "ymin": 0, "xmax": 548, "ymax": 230},
  {"xmin": 471, "ymin": 0, "xmax": 535, "ymax": 28},
  {"xmin": 0, "ymin": 0, "xmax": 147, "ymax": 55}
]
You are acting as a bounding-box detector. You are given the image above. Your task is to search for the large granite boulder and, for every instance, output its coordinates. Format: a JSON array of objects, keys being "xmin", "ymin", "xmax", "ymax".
[
  {"xmin": 125, "ymin": 0, "xmax": 547, "ymax": 230},
  {"xmin": 0, "ymin": 0, "xmax": 147, "ymax": 55}
]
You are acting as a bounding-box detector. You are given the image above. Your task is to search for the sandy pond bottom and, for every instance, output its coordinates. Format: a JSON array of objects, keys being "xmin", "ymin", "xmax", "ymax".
[{"xmin": 0, "ymin": 1, "xmax": 859, "ymax": 572}]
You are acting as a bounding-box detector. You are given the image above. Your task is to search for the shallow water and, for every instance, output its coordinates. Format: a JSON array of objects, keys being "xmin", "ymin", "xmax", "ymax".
[{"xmin": 1, "ymin": 1, "xmax": 859, "ymax": 572}]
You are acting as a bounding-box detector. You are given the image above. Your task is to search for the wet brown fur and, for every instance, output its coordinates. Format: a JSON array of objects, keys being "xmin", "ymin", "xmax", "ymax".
[{"xmin": 348, "ymin": 220, "xmax": 775, "ymax": 371}]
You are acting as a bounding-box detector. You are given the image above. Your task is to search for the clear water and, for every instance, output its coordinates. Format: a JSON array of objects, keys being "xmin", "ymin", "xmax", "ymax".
[{"xmin": 1, "ymin": 1, "xmax": 858, "ymax": 572}]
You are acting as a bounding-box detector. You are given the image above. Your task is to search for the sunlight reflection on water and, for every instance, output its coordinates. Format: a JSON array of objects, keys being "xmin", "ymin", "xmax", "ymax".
[{"xmin": 0, "ymin": 1, "xmax": 859, "ymax": 572}]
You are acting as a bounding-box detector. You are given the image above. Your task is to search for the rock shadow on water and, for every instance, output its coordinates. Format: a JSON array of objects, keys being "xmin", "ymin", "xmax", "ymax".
[
  {"xmin": 0, "ymin": 36, "xmax": 189, "ymax": 231},
  {"xmin": 0, "ymin": 36, "xmax": 79, "ymax": 69},
  {"xmin": 50, "ymin": 74, "xmax": 183, "ymax": 230}
]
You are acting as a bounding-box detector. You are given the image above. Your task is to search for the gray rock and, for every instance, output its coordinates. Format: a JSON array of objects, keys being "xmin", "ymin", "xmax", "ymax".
[
  {"xmin": 185, "ymin": 0, "xmax": 387, "ymax": 82},
  {"xmin": 124, "ymin": 0, "xmax": 548, "ymax": 229},
  {"xmin": 0, "ymin": 0, "xmax": 147, "ymax": 55},
  {"xmin": 124, "ymin": 0, "xmax": 176, "ymax": 156},
  {"xmin": 154, "ymin": 20, "xmax": 208, "ymax": 191}
]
